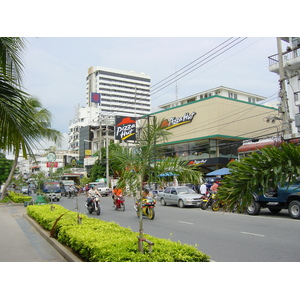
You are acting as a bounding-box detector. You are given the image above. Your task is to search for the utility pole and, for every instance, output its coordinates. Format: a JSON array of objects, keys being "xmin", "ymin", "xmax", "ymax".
[
  {"xmin": 277, "ymin": 37, "xmax": 292, "ymax": 139},
  {"xmin": 105, "ymin": 116, "xmax": 109, "ymax": 187}
]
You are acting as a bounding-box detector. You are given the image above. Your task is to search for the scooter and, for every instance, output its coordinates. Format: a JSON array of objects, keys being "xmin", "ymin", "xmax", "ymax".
[
  {"xmin": 134, "ymin": 197, "xmax": 156, "ymax": 220},
  {"xmin": 115, "ymin": 195, "xmax": 125, "ymax": 211},
  {"xmin": 86, "ymin": 195, "xmax": 101, "ymax": 215}
]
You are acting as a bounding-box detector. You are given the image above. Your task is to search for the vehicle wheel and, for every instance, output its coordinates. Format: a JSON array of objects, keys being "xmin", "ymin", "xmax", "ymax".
[
  {"xmin": 268, "ymin": 207, "xmax": 282, "ymax": 214},
  {"xmin": 160, "ymin": 198, "xmax": 166, "ymax": 206},
  {"xmin": 88, "ymin": 207, "xmax": 93, "ymax": 214},
  {"xmin": 96, "ymin": 204, "xmax": 101, "ymax": 215},
  {"xmin": 147, "ymin": 208, "xmax": 155, "ymax": 220},
  {"xmin": 288, "ymin": 201, "xmax": 300, "ymax": 219},
  {"xmin": 200, "ymin": 201, "xmax": 207, "ymax": 210},
  {"xmin": 121, "ymin": 203, "xmax": 125, "ymax": 211},
  {"xmin": 211, "ymin": 202, "xmax": 220, "ymax": 211},
  {"xmin": 246, "ymin": 201, "xmax": 261, "ymax": 215},
  {"xmin": 178, "ymin": 199, "xmax": 185, "ymax": 208}
]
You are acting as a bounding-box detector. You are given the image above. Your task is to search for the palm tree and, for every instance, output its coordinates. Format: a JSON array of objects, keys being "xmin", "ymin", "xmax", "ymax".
[
  {"xmin": 0, "ymin": 96, "xmax": 62, "ymax": 200},
  {"xmin": 110, "ymin": 117, "xmax": 202, "ymax": 252},
  {"xmin": 0, "ymin": 37, "xmax": 42, "ymax": 153},
  {"xmin": 217, "ymin": 143, "xmax": 300, "ymax": 212}
]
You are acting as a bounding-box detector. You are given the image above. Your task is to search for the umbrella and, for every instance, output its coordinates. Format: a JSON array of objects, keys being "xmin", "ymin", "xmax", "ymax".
[
  {"xmin": 158, "ymin": 172, "xmax": 178, "ymax": 177},
  {"xmin": 206, "ymin": 168, "xmax": 231, "ymax": 176}
]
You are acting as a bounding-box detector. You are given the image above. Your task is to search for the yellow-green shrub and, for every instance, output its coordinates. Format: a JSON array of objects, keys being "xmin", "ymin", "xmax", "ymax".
[{"xmin": 26, "ymin": 204, "xmax": 210, "ymax": 262}]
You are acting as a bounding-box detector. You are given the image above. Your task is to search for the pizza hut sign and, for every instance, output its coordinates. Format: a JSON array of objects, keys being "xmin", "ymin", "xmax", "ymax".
[
  {"xmin": 161, "ymin": 112, "xmax": 196, "ymax": 130},
  {"xmin": 115, "ymin": 116, "xmax": 136, "ymax": 141}
]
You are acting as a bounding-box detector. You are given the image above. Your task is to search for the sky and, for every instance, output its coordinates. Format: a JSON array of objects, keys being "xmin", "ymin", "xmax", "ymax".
[
  {"xmin": 3, "ymin": 2, "xmax": 296, "ymax": 150},
  {"xmin": 22, "ymin": 36, "xmax": 282, "ymax": 148}
]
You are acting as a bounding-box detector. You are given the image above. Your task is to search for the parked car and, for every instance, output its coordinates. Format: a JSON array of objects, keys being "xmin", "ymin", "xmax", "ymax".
[{"xmin": 158, "ymin": 186, "xmax": 203, "ymax": 208}]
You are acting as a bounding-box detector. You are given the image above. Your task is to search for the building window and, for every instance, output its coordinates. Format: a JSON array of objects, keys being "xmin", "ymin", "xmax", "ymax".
[
  {"xmin": 248, "ymin": 97, "xmax": 256, "ymax": 103},
  {"xmin": 228, "ymin": 92, "xmax": 237, "ymax": 99}
]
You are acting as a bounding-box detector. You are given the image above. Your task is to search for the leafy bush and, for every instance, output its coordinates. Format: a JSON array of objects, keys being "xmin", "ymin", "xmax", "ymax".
[
  {"xmin": 26, "ymin": 204, "xmax": 210, "ymax": 262},
  {"xmin": 0, "ymin": 191, "xmax": 32, "ymax": 203}
]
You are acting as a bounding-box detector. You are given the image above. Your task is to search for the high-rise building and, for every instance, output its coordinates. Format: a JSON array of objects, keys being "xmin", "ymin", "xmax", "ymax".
[
  {"xmin": 86, "ymin": 66, "xmax": 151, "ymax": 116},
  {"xmin": 68, "ymin": 66, "xmax": 151, "ymax": 160}
]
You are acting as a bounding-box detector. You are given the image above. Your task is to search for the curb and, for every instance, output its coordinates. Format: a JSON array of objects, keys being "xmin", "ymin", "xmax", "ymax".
[{"xmin": 24, "ymin": 213, "xmax": 82, "ymax": 262}]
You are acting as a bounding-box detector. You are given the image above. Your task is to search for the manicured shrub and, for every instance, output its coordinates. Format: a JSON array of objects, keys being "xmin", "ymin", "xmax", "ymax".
[
  {"xmin": 26, "ymin": 204, "xmax": 210, "ymax": 262},
  {"xmin": 2, "ymin": 191, "xmax": 32, "ymax": 203}
]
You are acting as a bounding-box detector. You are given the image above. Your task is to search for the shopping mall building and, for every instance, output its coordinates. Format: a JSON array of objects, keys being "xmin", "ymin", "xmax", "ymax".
[{"xmin": 148, "ymin": 86, "xmax": 278, "ymax": 174}]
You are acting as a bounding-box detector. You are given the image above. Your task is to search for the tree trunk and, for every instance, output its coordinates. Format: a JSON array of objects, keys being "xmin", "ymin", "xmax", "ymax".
[{"xmin": 0, "ymin": 152, "xmax": 19, "ymax": 201}]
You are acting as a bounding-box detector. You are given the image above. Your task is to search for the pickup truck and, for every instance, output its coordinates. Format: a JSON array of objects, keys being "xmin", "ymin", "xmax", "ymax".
[{"xmin": 247, "ymin": 182, "xmax": 300, "ymax": 219}]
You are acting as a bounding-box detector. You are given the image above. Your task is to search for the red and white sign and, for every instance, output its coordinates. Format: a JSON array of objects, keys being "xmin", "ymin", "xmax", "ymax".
[{"xmin": 46, "ymin": 162, "xmax": 58, "ymax": 168}]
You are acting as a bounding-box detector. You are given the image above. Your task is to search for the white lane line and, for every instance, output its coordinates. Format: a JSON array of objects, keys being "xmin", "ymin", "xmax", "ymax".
[
  {"xmin": 179, "ymin": 221, "xmax": 194, "ymax": 225},
  {"xmin": 241, "ymin": 231, "xmax": 265, "ymax": 237}
]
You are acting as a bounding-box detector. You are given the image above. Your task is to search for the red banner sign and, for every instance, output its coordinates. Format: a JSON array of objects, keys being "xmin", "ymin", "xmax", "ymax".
[{"xmin": 46, "ymin": 162, "xmax": 58, "ymax": 168}]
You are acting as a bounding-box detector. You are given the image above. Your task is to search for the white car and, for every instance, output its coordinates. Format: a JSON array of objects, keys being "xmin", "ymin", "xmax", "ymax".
[
  {"xmin": 89, "ymin": 182, "xmax": 112, "ymax": 196},
  {"xmin": 158, "ymin": 186, "xmax": 202, "ymax": 208}
]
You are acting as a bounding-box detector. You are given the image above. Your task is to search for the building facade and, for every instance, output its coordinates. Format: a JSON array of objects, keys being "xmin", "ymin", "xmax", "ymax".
[
  {"xmin": 69, "ymin": 66, "xmax": 151, "ymax": 161},
  {"xmin": 147, "ymin": 88, "xmax": 278, "ymax": 174},
  {"xmin": 159, "ymin": 86, "xmax": 267, "ymax": 110},
  {"xmin": 86, "ymin": 66, "xmax": 151, "ymax": 116}
]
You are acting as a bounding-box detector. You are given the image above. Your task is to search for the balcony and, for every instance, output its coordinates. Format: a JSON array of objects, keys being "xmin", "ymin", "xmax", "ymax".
[{"xmin": 268, "ymin": 47, "xmax": 300, "ymax": 73}]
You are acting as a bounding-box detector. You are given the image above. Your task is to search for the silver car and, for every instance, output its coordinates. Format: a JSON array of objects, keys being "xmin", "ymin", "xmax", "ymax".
[{"xmin": 159, "ymin": 186, "xmax": 202, "ymax": 208}]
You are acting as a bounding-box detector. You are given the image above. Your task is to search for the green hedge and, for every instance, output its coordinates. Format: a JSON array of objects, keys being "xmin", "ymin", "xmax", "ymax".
[
  {"xmin": 0, "ymin": 191, "xmax": 32, "ymax": 203},
  {"xmin": 26, "ymin": 204, "xmax": 210, "ymax": 262}
]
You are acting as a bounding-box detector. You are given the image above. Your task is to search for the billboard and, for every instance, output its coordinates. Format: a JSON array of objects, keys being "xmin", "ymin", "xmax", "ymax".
[{"xmin": 115, "ymin": 116, "xmax": 136, "ymax": 141}]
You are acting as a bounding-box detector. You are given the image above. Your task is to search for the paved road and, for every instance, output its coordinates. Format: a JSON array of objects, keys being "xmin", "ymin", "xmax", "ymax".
[{"xmin": 56, "ymin": 193, "xmax": 300, "ymax": 262}]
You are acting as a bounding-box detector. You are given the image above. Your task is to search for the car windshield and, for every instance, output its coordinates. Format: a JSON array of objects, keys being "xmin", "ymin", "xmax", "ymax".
[{"xmin": 176, "ymin": 187, "xmax": 196, "ymax": 194}]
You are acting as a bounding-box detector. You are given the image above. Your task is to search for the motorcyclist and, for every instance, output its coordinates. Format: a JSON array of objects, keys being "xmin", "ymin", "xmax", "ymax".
[
  {"xmin": 136, "ymin": 188, "xmax": 155, "ymax": 207},
  {"xmin": 112, "ymin": 185, "xmax": 123, "ymax": 207},
  {"xmin": 86, "ymin": 185, "xmax": 101, "ymax": 207},
  {"xmin": 68, "ymin": 185, "xmax": 76, "ymax": 198}
]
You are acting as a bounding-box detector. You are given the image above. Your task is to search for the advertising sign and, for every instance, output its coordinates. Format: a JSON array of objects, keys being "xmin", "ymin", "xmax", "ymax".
[
  {"xmin": 46, "ymin": 162, "xmax": 58, "ymax": 168},
  {"xmin": 115, "ymin": 116, "xmax": 136, "ymax": 141},
  {"xmin": 161, "ymin": 112, "xmax": 196, "ymax": 130}
]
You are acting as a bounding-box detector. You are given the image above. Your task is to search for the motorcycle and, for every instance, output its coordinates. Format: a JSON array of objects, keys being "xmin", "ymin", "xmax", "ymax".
[
  {"xmin": 86, "ymin": 195, "xmax": 101, "ymax": 215},
  {"xmin": 211, "ymin": 197, "xmax": 226, "ymax": 211},
  {"xmin": 134, "ymin": 197, "xmax": 156, "ymax": 220},
  {"xmin": 200, "ymin": 192, "xmax": 214, "ymax": 210},
  {"xmin": 115, "ymin": 195, "xmax": 125, "ymax": 211}
]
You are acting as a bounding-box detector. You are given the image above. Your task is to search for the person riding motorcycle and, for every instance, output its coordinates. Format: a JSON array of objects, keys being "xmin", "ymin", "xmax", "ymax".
[
  {"xmin": 86, "ymin": 185, "xmax": 101, "ymax": 207},
  {"xmin": 112, "ymin": 185, "xmax": 123, "ymax": 207}
]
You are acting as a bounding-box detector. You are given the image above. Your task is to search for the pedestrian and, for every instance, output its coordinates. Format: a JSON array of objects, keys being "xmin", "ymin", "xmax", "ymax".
[
  {"xmin": 85, "ymin": 184, "xmax": 89, "ymax": 196},
  {"xmin": 210, "ymin": 180, "xmax": 220, "ymax": 193},
  {"xmin": 200, "ymin": 182, "xmax": 207, "ymax": 196}
]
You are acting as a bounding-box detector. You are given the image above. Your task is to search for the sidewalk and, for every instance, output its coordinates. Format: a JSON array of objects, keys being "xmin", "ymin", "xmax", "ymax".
[{"xmin": 0, "ymin": 204, "xmax": 80, "ymax": 262}]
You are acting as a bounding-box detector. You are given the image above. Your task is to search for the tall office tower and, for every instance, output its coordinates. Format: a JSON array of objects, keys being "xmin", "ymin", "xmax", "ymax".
[{"xmin": 86, "ymin": 66, "xmax": 151, "ymax": 117}]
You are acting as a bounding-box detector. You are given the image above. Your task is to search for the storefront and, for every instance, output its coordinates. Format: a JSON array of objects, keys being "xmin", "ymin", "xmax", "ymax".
[{"xmin": 147, "ymin": 95, "xmax": 278, "ymax": 174}]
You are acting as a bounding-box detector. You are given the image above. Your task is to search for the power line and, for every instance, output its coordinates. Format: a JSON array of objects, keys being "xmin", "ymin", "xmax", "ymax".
[{"xmin": 98, "ymin": 37, "xmax": 249, "ymax": 117}]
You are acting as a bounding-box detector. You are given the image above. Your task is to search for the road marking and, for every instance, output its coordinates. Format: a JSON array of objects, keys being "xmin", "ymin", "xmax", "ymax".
[
  {"xmin": 179, "ymin": 221, "xmax": 194, "ymax": 225},
  {"xmin": 241, "ymin": 231, "xmax": 265, "ymax": 237}
]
